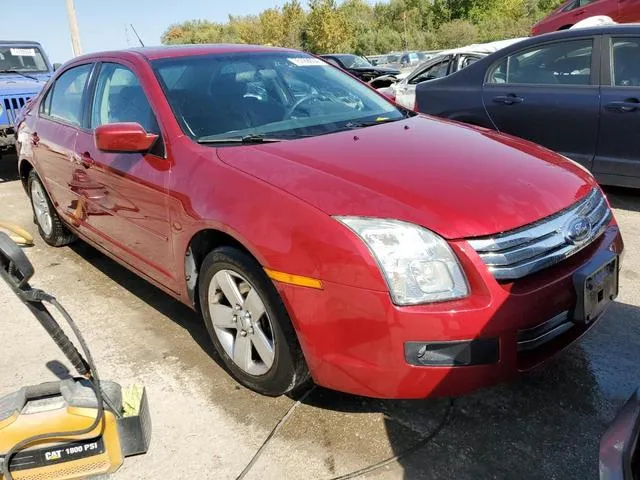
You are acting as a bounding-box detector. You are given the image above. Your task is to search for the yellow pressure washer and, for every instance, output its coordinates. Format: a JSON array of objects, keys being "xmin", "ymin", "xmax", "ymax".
[{"xmin": 0, "ymin": 232, "xmax": 151, "ymax": 479}]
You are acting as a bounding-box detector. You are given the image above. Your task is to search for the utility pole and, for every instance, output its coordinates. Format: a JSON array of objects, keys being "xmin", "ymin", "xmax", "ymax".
[
  {"xmin": 403, "ymin": 11, "xmax": 408, "ymax": 51},
  {"xmin": 65, "ymin": 0, "xmax": 83, "ymax": 57}
]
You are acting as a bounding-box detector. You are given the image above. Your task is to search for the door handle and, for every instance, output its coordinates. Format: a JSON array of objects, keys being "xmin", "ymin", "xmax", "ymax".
[
  {"xmin": 493, "ymin": 95, "xmax": 524, "ymax": 105},
  {"xmin": 606, "ymin": 99, "xmax": 640, "ymax": 112},
  {"xmin": 574, "ymin": 9, "xmax": 586, "ymax": 16}
]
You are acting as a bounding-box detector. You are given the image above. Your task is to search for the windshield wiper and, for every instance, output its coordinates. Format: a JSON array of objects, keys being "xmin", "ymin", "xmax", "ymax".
[
  {"xmin": 0, "ymin": 69, "xmax": 40, "ymax": 81},
  {"xmin": 197, "ymin": 134, "xmax": 287, "ymax": 145},
  {"xmin": 343, "ymin": 117, "xmax": 402, "ymax": 129}
]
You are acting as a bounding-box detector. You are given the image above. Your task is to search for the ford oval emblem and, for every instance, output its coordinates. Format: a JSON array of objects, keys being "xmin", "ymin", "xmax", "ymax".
[{"xmin": 564, "ymin": 216, "xmax": 592, "ymax": 245}]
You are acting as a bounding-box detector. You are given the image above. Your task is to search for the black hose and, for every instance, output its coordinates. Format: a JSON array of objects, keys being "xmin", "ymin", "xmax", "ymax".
[
  {"xmin": 235, "ymin": 387, "xmax": 454, "ymax": 480},
  {"xmin": 2, "ymin": 295, "xmax": 104, "ymax": 480},
  {"xmin": 235, "ymin": 386, "xmax": 317, "ymax": 480},
  {"xmin": 328, "ymin": 399, "xmax": 455, "ymax": 480}
]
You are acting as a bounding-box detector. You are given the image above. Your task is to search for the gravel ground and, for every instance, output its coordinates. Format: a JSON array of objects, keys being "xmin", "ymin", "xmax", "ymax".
[{"xmin": 0, "ymin": 155, "xmax": 638, "ymax": 479}]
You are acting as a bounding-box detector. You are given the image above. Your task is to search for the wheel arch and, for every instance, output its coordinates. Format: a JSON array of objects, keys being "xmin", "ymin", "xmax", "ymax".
[
  {"xmin": 558, "ymin": 24, "xmax": 573, "ymax": 31},
  {"xmin": 183, "ymin": 228, "xmax": 260, "ymax": 309},
  {"xmin": 18, "ymin": 159, "xmax": 34, "ymax": 192}
]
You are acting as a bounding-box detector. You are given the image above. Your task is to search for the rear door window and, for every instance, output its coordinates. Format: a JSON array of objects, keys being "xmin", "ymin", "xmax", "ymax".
[
  {"xmin": 42, "ymin": 63, "xmax": 92, "ymax": 126},
  {"xmin": 487, "ymin": 39, "xmax": 594, "ymax": 86},
  {"xmin": 611, "ymin": 38, "xmax": 640, "ymax": 86}
]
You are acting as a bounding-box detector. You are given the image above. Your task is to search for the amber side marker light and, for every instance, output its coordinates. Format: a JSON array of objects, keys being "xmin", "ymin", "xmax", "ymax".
[{"xmin": 264, "ymin": 268, "xmax": 323, "ymax": 289}]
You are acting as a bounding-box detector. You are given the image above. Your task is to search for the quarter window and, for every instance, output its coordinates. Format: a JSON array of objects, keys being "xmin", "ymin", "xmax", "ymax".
[
  {"xmin": 611, "ymin": 38, "xmax": 640, "ymax": 86},
  {"xmin": 91, "ymin": 63, "xmax": 159, "ymax": 135},
  {"xmin": 487, "ymin": 39, "xmax": 593, "ymax": 86},
  {"xmin": 43, "ymin": 63, "xmax": 92, "ymax": 125}
]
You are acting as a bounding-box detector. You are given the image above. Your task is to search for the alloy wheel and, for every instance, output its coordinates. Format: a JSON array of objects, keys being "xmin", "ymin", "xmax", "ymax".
[
  {"xmin": 31, "ymin": 181, "xmax": 53, "ymax": 236},
  {"xmin": 208, "ymin": 269, "xmax": 276, "ymax": 376}
]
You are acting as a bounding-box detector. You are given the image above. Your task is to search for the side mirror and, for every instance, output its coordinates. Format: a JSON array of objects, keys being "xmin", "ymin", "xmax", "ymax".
[
  {"xmin": 53, "ymin": 63, "xmax": 62, "ymax": 71},
  {"xmin": 95, "ymin": 123, "xmax": 158, "ymax": 153}
]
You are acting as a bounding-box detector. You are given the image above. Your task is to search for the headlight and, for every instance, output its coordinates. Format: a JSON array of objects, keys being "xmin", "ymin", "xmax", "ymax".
[{"xmin": 335, "ymin": 217, "xmax": 469, "ymax": 305}]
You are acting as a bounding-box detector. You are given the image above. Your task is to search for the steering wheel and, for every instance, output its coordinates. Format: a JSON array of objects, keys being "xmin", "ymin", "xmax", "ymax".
[{"xmin": 284, "ymin": 94, "xmax": 333, "ymax": 119}]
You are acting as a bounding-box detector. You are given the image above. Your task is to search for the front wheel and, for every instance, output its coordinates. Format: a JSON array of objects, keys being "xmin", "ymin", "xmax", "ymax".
[
  {"xmin": 27, "ymin": 171, "xmax": 76, "ymax": 247},
  {"xmin": 198, "ymin": 247, "xmax": 309, "ymax": 396}
]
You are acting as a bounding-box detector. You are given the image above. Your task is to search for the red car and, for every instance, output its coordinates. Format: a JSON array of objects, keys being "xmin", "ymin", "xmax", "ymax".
[
  {"xmin": 14, "ymin": 45, "xmax": 623, "ymax": 399},
  {"xmin": 532, "ymin": 0, "xmax": 640, "ymax": 35}
]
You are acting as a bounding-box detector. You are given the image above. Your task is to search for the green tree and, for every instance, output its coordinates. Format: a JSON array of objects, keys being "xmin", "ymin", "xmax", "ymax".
[
  {"xmin": 302, "ymin": 0, "xmax": 350, "ymax": 53},
  {"xmin": 282, "ymin": 0, "xmax": 306, "ymax": 49}
]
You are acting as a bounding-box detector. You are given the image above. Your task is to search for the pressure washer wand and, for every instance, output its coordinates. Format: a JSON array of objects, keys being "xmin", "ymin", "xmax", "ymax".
[{"xmin": 0, "ymin": 233, "xmax": 89, "ymax": 376}]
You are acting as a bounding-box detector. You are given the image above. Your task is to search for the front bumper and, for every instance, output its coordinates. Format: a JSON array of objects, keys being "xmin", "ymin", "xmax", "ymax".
[
  {"xmin": 277, "ymin": 225, "xmax": 623, "ymax": 399},
  {"xmin": 0, "ymin": 126, "xmax": 16, "ymax": 149}
]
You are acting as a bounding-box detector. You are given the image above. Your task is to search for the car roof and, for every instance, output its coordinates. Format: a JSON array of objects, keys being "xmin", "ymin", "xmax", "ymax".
[
  {"xmin": 527, "ymin": 23, "xmax": 640, "ymax": 42},
  {"xmin": 72, "ymin": 44, "xmax": 300, "ymax": 62},
  {"xmin": 0, "ymin": 41, "xmax": 44, "ymax": 46}
]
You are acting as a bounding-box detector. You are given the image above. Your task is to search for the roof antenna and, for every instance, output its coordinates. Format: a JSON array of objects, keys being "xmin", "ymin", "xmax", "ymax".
[{"xmin": 130, "ymin": 24, "xmax": 145, "ymax": 47}]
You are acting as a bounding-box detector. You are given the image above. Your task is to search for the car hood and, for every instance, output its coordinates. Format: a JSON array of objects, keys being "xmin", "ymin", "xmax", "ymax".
[
  {"xmin": 353, "ymin": 66, "xmax": 401, "ymax": 75},
  {"xmin": 0, "ymin": 74, "xmax": 49, "ymax": 95},
  {"xmin": 217, "ymin": 116, "xmax": 596, "ymax": 239}
]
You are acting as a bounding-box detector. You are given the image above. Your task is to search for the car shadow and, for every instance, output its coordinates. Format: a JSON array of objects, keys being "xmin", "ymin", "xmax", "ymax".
[
  {"xmin": 296, "ymin": 299, "xmax": 640, "ymax": 479},
  {"xmin": 604, "ymin": 185, "xmax": 640, "ymax": 213},
  {"xmin": 0, "ymin": 154, "xmax": 19, "ymax": 183},
  {"xmin": 67, "ymin": 241, "xmax": 227, "ymax": 374}
]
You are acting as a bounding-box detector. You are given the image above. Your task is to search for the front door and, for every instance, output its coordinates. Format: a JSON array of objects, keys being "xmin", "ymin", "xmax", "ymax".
[
  {"xmin": 74, "ymin": 61, "xmax": 176, "ymax": 289},
  {"xmin": 34, "ymin": 63, "xmax": 93, "ymax": 222},
  {"xmin": 594, "ymin": 36, "xmax": 640, "ymax": 185},
  {"xmin": 482, "ymin": 37, "xmax": 600, "ymax": 169}
]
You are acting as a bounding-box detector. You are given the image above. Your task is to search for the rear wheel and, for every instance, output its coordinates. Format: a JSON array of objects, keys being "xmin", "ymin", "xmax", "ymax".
[
  {"xmin": 198, "ymin": 247, "xmax": 309, "ymax": 396},
  {"xmin": 28, "ymin": 171, "xmax": 76, "ymax": 247}
]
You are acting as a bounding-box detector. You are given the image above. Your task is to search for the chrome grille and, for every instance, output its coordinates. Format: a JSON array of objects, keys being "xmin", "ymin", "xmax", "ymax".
[
  {"xmin": 468, "ymin": 188, "xmax": 612, "ymax": 280},
  {"xmin": 1, "ymin": 95, "xmax": 31, "ymax": 126}
]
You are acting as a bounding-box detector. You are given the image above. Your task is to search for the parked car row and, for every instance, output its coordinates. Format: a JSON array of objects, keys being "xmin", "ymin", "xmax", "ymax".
[
  {"xmin": 413, "ymin": 23, "xmax": 640, "ymax": 188},
  {"xmin": 319, "ymin": 53, "xmax": 401, "ymax": 82}
]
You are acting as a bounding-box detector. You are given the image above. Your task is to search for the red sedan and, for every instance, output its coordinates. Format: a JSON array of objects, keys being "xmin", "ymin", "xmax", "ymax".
[
  {"xmin": 15, "ymin": 45, "xmax": 623, "ymax": 399},
  {"xmin": 532, "ymin": 0, "xmax": 640, "ymax": 35}
]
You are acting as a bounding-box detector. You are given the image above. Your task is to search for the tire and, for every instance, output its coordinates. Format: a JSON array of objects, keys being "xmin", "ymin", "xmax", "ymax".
[
  {"xmin": 198, "ymin": 247, "xmax": 309, "ymax": 396},
  {"xmin": 27, "ymin": 170, "xmax": 76, "ymax": 247}
]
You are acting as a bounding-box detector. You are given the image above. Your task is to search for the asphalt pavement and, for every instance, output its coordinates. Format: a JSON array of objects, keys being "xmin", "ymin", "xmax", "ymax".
[{"xmin": 0, "ymin": 154, "xmax": 638, "ymax": 479}]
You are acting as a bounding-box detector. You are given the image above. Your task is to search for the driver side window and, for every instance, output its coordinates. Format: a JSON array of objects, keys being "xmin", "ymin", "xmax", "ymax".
[
  {"xmin": 91, "ymin": 63, "xmax": 159, "ymax": 135},
  {"xmin": 410, "ymin": 59, "xmax": 449, "ymax": 85}
]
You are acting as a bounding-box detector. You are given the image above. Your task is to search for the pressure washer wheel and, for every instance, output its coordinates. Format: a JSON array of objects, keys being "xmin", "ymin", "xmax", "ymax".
[
  {"xmin": 28, "ymin": 171, "xmax": 76, "ymax": 247},
  {"xmin": 199, "ymin": 247, "xmax": 309, "ymax": 396}
]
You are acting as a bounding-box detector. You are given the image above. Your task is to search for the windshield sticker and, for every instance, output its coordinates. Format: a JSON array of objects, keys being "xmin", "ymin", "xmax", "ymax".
[
  {"xmin": 288, "ymin": 57, "xmax": 326, "ymax": 67},
  {"xmin": 10, "ymin": 48, "xmax": 36, "ymax": 57}
]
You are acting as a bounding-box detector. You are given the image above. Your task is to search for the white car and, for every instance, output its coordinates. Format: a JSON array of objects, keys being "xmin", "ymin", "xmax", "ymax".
[{"xmin": 379, "ymin": 38, "xmax": 527, "ymax": 109}]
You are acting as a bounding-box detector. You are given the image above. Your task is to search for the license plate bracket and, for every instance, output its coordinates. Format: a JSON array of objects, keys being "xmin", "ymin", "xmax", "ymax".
[{"xmin": 573, "ymin": 250, "xmax": 618, "ymax": 324}]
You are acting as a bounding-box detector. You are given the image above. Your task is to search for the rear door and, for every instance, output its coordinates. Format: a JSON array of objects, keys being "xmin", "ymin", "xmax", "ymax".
[
  {"xmin": 73, "ymin": 60, "xmax": 176, "ymax": 289},
  {"xmin": 34, "ymin": 63, "xmax": 94, "ymax": 221},
  {"xmin": 593, "ymin": 35, "xmax": 640, "ymax": 185},
  {"xmin": 482, "ymin": 36, "xmax": 601, "ymax": 169}
]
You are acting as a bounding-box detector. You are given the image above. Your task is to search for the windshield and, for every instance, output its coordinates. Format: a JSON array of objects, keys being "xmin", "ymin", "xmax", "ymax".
[
  {"xmin": 336, "ymin": 54, "xmax": 373, "ymax": 69},
  {"xmin": 153, "ymin": 52, "xmax": 404, "ymax": 142},
  {"xmin": 0, "ymin": 46, "xmax": 49, "ymax": 73}
]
